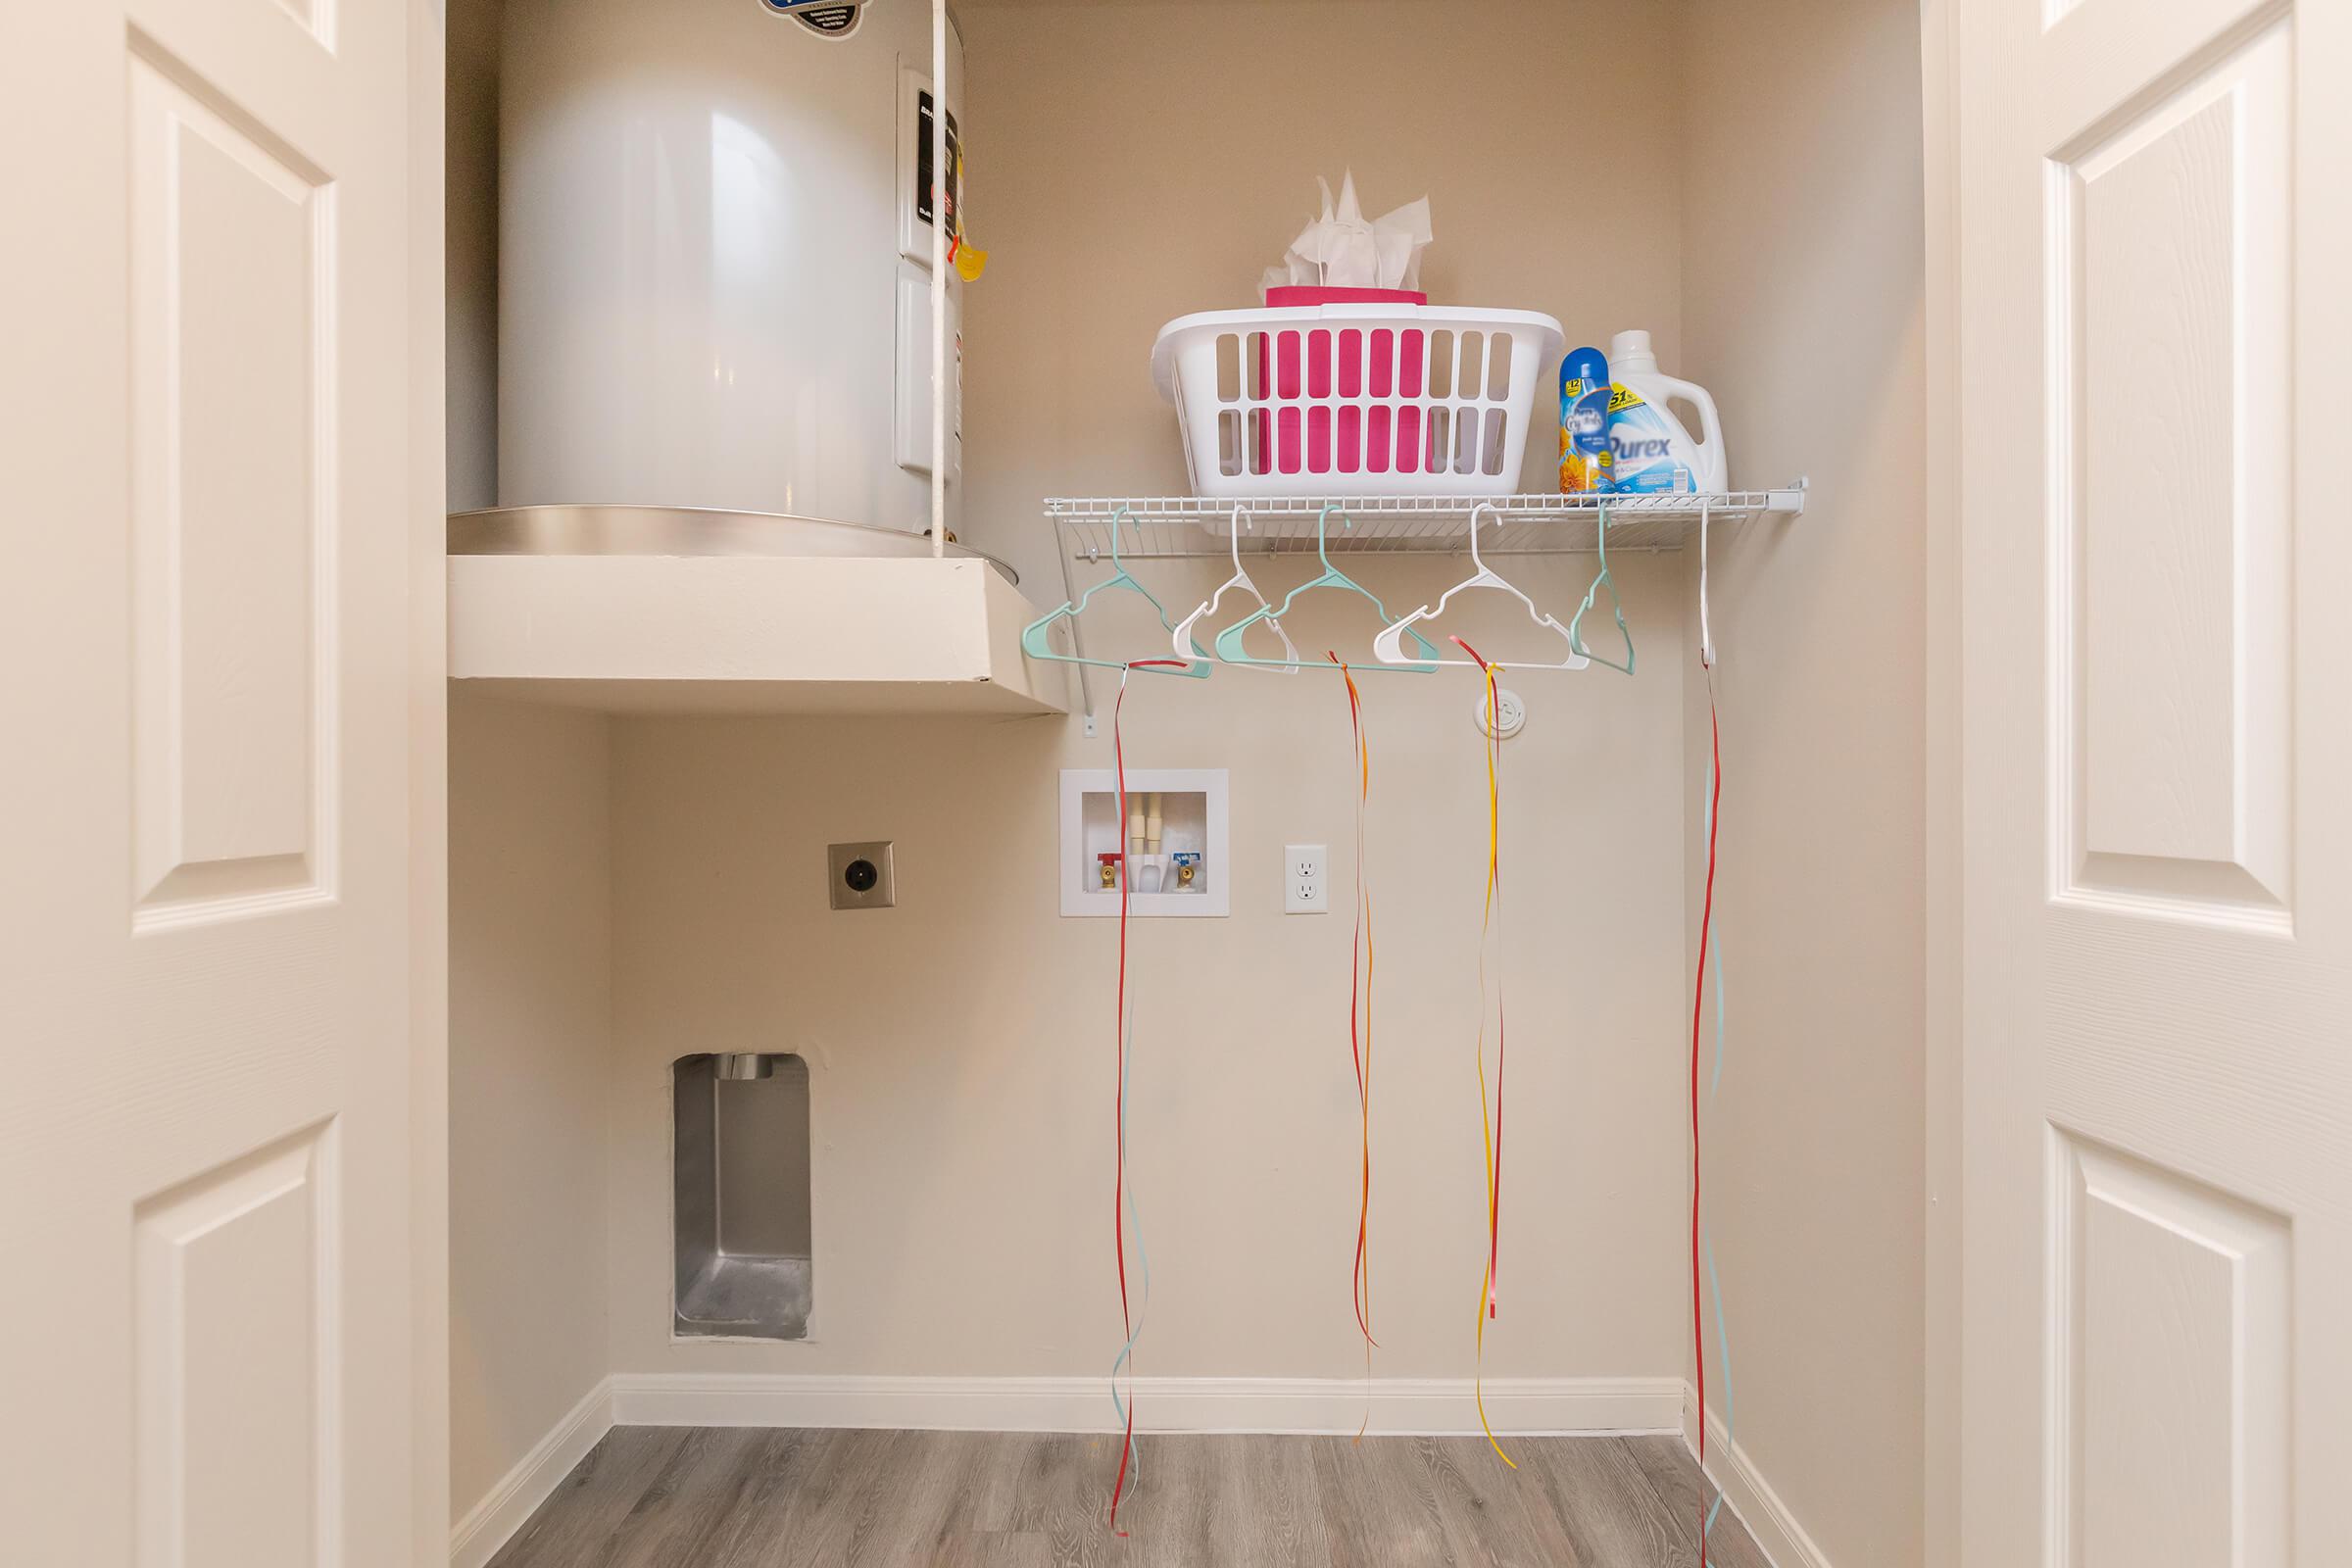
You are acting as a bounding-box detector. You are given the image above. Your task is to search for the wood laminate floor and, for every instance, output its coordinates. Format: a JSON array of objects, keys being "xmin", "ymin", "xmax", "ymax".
[{"xmin": 486, "ymin": 1428, "xmax": 1775, "ymax": 1568}]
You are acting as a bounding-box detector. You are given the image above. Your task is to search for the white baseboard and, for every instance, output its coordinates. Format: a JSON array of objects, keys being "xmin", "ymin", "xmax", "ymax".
[
  {"xmin": 609, "ymin": 1372, "xmax": 1683, "ymax": 1438},
  {"xmin": 449, "ymin": 1377, "xmax": 615, "ymax": 1568},
  {"xmin": 1682, "ymin": 1387, "xmax": 1833, "ymax": 1568}
]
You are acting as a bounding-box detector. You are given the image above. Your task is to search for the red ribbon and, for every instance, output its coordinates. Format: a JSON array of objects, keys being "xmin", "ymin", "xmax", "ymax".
[
  {"xmin": 1690, "ymin": 669, "xmax": 1723, "ymax": 1566},
  {"xmin": 1107, "ymin": 660, "xmax": 1184, "ymax": 1535}
]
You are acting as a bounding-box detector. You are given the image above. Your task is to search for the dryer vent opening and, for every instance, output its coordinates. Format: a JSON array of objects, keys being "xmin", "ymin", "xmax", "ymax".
[{"xmin": 672, "ymin": 1053, "xmax": 811, "ymax": 1342}]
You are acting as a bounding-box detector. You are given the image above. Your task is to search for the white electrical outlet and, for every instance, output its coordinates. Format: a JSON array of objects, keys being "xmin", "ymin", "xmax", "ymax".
[
  {"xmin": 1285, "ymin": 843, "xmax": 1328, "ymax": 914},
  {"xmin": 1473, "ymin": 686, "xmax": 1528, "ymax": 740}
]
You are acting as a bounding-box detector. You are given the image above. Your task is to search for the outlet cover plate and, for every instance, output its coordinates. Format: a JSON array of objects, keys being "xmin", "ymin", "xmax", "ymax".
[
  {"xmin": 1474, "ymin": 686, "xmax": 1528, "ymax": 740},
  {"xmin": 828, "ymin": 841, "xmax": 896, "ymax": 910},
  {"xmin": 1286, "ymin": 843, "xmax": 1328, "ymax": 913}
]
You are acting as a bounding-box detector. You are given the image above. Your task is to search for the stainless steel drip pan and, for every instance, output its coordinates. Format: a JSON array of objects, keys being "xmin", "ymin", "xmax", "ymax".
[
  {"xmin": 673, "ymin": 1053, "xmax": 813, "ymax": 1343},
  {"xmin": 449, "ymin": 503, "xmax": 1018, "ymax": 586}
]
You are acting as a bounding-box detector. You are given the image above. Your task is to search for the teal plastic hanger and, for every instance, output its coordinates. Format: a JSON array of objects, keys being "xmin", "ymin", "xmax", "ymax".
[
  {"xmin": 1569, "ymin": 502, "xmax": 1636, "ymax": 675},
  {"xmin": 1021, "ymin": 507, "xmax": 1211, "ymax": 677},
  {"xmin": 1171, "ymin": 504, "xmax": 1298, "ymax": 672},
  {"xmin": 1212, "ymin": 506, "xmax": 1444, "ymax": 672}
]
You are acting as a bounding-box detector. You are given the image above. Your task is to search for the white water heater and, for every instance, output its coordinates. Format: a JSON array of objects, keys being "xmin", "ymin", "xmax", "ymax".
[{"xmin": 499, "ymin": 0, "xmax": 962, "ymax": 532}]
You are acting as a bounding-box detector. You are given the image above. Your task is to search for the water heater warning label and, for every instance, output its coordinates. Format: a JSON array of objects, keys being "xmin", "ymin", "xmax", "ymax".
[
  {"xmin": 761, "ymin": 0, "xmax": 870, "ymax": 36},
  {"xmin": 915, "ymin": 89, "xmax": 961, "ymax": 238}
]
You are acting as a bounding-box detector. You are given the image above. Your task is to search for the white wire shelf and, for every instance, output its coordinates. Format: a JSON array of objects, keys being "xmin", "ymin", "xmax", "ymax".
[{"xmin": 1045, "ymin": 486, "xmax": 1805, "ymax": 562}]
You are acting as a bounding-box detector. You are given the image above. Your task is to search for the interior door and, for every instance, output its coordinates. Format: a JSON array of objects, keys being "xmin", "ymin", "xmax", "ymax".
[
  {"xmin": 1956, "ymin": 0, "xmax": 2349, "ymax": 1563},
  {"xmin": 0, "ymin": 0, "xmax": 422, "ymax": 1563}
]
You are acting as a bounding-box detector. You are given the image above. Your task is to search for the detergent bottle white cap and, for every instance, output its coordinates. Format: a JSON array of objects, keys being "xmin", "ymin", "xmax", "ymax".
[{"xmin": 1610, "ymin": 329, "xmax": 1661, "ymax": 375}]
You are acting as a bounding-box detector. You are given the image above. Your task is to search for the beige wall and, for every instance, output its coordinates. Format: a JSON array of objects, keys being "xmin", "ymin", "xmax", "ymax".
[
  {"xmin": 411, "ymin": 0, "xmax": 453, "ymax": 1552},
  {"xmin": 446, "ymin": 0, "xmax": 500, "ymax": 512},
  {"xmin": 448, "ymin": 693, "xmax": 612, "ymax": 1514},
  {"xmin": 956, "ymin": 0, "xmax": 1690, "ymax": 527},
  {"xmin": 1677, "ymin": 0, "xmax": 1928, "ymax": 1564},
  {"xmin": 600, "ymin": 0, "xmax": 1697, "ymax": 1384},
  {"xmin": 607, "ymin": 582, "xmax": 1690, "ymax": 1380}
]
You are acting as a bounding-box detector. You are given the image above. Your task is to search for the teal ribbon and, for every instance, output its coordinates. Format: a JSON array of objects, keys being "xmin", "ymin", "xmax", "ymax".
[
  {"xmin": 1705, "ymin": 758, "xmax": 1727, "ymax": 1097},
  {"xmin": 1703, "ymin": 1227, "xmax": 1735, "ymax": 1539}
]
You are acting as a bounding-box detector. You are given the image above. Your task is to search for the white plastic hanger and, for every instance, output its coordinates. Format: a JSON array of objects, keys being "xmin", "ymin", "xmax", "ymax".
[
  {"xmin": 1371, "ymin": 503, "xmax": 1591, "ymax": 669},
  {"xmin": 1172, "ymin": 505, "xmax": 1298, "ymax": 671}
]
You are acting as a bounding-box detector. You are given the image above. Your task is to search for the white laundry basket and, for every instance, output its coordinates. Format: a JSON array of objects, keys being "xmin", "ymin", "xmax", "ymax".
[{"xmin": 1151, "ymin": 305, "xmax": 1564, "ymax": 498}]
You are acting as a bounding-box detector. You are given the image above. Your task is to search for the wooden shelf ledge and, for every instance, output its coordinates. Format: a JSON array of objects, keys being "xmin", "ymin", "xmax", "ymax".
[{"xmin": 448, "ymin": 554, "xmax": 1067, "ymax": 717}]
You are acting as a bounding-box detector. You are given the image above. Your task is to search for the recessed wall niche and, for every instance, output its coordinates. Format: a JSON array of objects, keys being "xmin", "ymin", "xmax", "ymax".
[{"xmin": 672, "ymin": 1053, "xmax": 812, "ymax": 1342}]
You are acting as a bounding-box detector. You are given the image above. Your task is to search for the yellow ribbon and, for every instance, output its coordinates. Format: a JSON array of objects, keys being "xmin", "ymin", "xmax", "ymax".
[{"xmin": 1470, "ymin": 657, "xmax": 1515, "ymax": 1469}]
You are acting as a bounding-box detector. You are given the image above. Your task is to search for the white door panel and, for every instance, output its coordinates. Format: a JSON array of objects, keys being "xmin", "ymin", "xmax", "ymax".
[
  {"xmin": 0, "ymin": 0, "xmax": 422, "ymax": 1561},
  {"xmin": 1958, "ymin": 0, "xmax": 2350, "ymax": 1564}
]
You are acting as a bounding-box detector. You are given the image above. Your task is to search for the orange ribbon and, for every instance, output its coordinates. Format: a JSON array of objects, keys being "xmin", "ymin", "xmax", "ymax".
[
  {"xmin": 1452, "ymin": 637, "xmax": 1515, "ymax": 1470},
  {"xmin": 1330, "ymin": 655, "xmax": 1378, "ymax": 1438}
]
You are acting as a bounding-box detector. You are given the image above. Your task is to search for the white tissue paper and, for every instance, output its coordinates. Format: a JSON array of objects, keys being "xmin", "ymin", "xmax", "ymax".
[{"xmin": 1259, "ymin": 172, "xmax": 1435, "ymax": 298}]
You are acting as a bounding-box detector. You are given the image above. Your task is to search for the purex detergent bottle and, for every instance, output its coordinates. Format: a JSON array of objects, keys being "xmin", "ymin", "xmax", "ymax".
[{"xmin": 1603, "ymin": 329, "xmax": 1727, "ymax": 494}]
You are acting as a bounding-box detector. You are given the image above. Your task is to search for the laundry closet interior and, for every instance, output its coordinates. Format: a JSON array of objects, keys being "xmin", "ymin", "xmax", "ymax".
[{"xmin": 442, "ymin": 1, "xmax": 1928, "ymax": 1564}]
